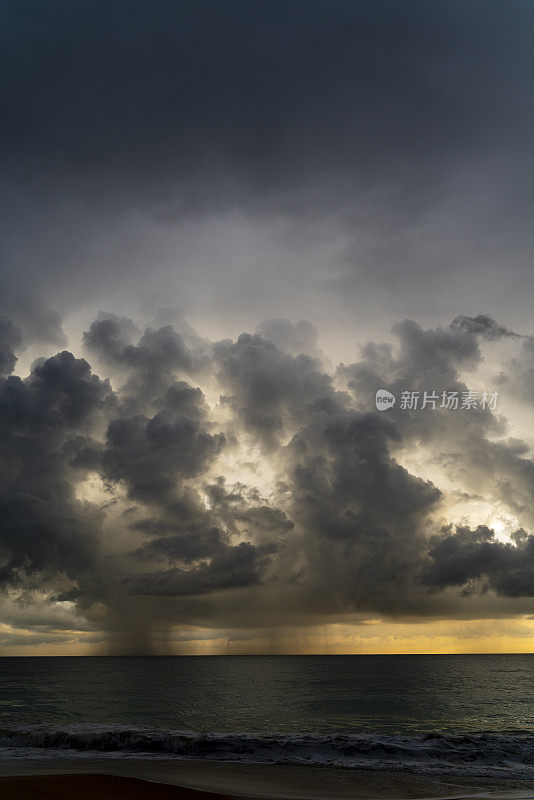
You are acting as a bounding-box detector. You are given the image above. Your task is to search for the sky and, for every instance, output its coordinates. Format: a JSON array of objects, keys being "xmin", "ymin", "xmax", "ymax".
[{"xmin": 0, "ymin": 0, "xmax": 533, "ymax": 655}]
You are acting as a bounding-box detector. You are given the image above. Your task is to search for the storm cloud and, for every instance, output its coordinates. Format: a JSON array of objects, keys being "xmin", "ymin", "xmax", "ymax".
[
  {"xmin": 0, "ymin": 310, "xmax": 532, "ymax": 651},
  {"xmin": 1, "ymin": 2, "xmax": 533, "ymax": 651},
  {"xmin": 0, "ymin": 345, "xmax": 114, "ymax": 592},
  {"xmin": 2, "ymin": 1, "xmax": 534, "ymax": 348},
  {"xmin": 425, "ymin": 525, "xmax": 534, "ymax": 598}
]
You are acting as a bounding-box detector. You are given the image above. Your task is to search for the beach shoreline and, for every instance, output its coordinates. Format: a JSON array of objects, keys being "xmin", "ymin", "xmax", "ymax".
[
  {"xmin": 0, "ymin": 773, "xmax": 237, "ymax": 800},
  {"xmin": 0, "ymin": 759, "xmax": 532, "ymax": 800}
]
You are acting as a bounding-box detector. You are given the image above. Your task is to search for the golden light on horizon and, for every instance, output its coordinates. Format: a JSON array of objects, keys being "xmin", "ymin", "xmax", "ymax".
[{"xmin": 1, "ymin": 617, "xmax": 532, "ymax": 658}]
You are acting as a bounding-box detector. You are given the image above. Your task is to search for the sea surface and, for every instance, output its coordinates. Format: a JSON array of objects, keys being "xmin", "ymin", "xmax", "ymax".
[{"xmin": 0, "ymin": 654, "xmax": 532, "ymax": 778}]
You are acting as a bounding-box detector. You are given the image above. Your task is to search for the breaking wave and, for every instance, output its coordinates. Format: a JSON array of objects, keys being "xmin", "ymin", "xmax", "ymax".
[{"xmin": 0, "ymin": 725, "xmax": 533, "ymax": 777}]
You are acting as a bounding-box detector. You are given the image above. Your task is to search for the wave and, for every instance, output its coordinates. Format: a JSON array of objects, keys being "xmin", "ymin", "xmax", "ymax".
[{"xmin": 0, "ymin": 725, "xmax": 532, "ymax": 777}]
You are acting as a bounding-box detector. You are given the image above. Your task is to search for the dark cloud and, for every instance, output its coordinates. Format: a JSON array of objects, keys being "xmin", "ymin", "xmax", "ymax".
[
  {"xmin": 202, "ymin": 478, "xmax": 294, "ymax": 543},
  {"xmin": 2, "ymin": 1, "xmax": 534, "ymax": 341},
  {"xmin": 425, "ymin": 525, "xmax": 534, "ymax": 598},
  {"xmin": 3, "ymin": 1, "xmax": 533, "ymax": 203},
  {"xmin": 282, "ymin": 409, "xmax": 442, "ymax": 615},
  {"xmin": 0, "ymin": 494, "xmax": 101, "ymax": 590},
  {"xmin": 0, "ymin": 346, "xmax": 114, "ymax": 591},
  {"xmin": 213, "ymin": 332, "xmax": 335, "ymax": 447},
  {"xmin": 129, "ymin": 476, "xmax": 292, "ymax": 601},
  {"xmin": 102, "ymin": 411, "xmax": 225, "ymax": 504},
  {"xmin": 338, "ymin": 318, "xmax": 490, "ymax": 447},
  {"xmin": 83, "ymin": 315, "xmax": 208, "ymax": 406},
  {"xmin": 125, "ymin": 541, "xmax": 278, "ymax": 597},
  {"xmin": 339, "ymin": 318, "xmax": 483, "ymax": 401},
  {"xmin": 337, "ymin": 319, "xmax": 534, "ymax": 534},
  {"xmin": 82, "ymin": 314, "xmax": 139, "ymax": 365},
  {"xmin": 163, "ymin": 382, "xmax": 207, "ymax": 419},
  {"xmin": 0, "ymin": 315, "xmax": 22, "ymax": 378},
  {"xmin": 86, "ymin": 321, "xmax": 193, "ymax": 375},
  {"xmin": 135, "ymin": 525, "xmax": 224, "ymax": 563},
  {"xmin": 451, "ymin": 314, "xmax": 521, "ymax": 340}
]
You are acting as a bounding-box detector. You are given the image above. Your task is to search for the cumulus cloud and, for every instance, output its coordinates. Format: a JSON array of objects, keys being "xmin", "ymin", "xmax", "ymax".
[
  {"xmin": 102, "ymin": 412, "xmax": 224, "ymax": 504},
  {"xmin": 283, "ymin": 409, "xmax": 442, "ymax": 615},
  {"xmin": 213, "ymin": 332, "xmax": 334, "ymax": 448},
  {"xmin": 336, "ymin": 319, "xmax": 534, "ymax": 526},
  {"xmin": 0, "ymin": 348, "xmax": 114, "ymax": 594},
  {"xmin": 0, "ymin": 311, "xmax": 533, "ymax": 651},
  {"xmin": 83, "ymin": 315, "xmax": 209, "ymax": 409},
  {"xmin": 425, "ymin": 525, "xmax": 534, "ymax": 598}
]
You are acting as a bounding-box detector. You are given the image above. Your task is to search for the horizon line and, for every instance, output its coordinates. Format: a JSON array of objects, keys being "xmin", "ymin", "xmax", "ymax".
[{"xmin": 0, "ymin": 651, "xmax": 531, "ymax": 658}]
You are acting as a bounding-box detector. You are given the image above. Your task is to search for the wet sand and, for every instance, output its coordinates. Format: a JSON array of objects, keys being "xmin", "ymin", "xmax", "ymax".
[
  {"xmin": 0, "ymin": 760, "xmax": 533, "ymax": 800},
  {"xmin": 0, "ymin": 774, "xmax": 238, "ymax": 800}
]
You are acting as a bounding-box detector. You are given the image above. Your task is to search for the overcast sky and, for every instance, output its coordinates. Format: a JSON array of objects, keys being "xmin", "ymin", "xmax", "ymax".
[{"xmin": 0, "ymin": 1, "xmax": 533, "ymax": 655}]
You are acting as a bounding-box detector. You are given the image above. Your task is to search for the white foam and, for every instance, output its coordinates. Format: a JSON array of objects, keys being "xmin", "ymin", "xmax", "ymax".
[{"xmin": 0, "ymin": 725, "xmax": 532, "ymax": 779}]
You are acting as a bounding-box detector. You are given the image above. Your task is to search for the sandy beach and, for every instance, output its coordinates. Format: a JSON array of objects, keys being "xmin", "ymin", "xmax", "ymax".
[
  {"xmin": 0, "ymin": 760, "xmax": 533, "ymax": 800},
  {"xmin": 0, "ymin": 774, "xmax": 238, "ymax": 800}
]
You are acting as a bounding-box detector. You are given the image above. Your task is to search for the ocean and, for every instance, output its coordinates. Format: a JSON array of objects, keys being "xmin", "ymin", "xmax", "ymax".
[{"xmin": 0, "ymin": 654, "xmax": 532, "ymax": 779}]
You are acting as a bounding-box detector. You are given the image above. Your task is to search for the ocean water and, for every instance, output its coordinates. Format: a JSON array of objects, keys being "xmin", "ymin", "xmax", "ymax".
[{"xmin": 0, "ymin": 654, "xmax": 532, "ymax": 777}]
